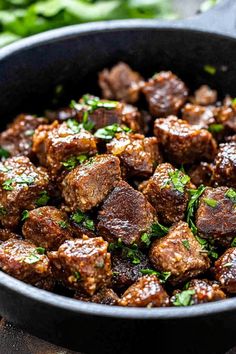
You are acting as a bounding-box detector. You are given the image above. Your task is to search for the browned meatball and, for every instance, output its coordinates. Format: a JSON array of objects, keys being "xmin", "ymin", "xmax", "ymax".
[
  {"xmin": 212, "ymin": 143, "xmax": 236, "ymax": 188},
  {"xmin": 99, "ymin": 62, "xmax": 143, "ymax": 103},
  {"xmin": 97, "ymin": 181, "xmax": 157, "ymax": 246},
  {"xmin": 49, "ymin": 236, "xmax": 112, "ymax": 295},
  {"xmin": 107, "ymin": 132, "xmax": 162, "ymax": 178},
  {"xmin": 0, "ymin": 229, "xmax": 20, "ymax": 241},
  {"xmin": 142, "ymin": 71, "xmax": 188, "ymax": 117},
  {"xmin": 111, "ymin": 251, "xmax": 151, "ymax": 291},
  {"xmin": 62, "ymin": 154, "xmax": 121, "ymax": 212},
  {"xmin": 182, "ymin": 103, "xmax": 215, "ymax": 129},
  {"xmin": 140, "ymin": 163, "xmax": 190, "ymax": 225},
  {"xmin": 0, "ymin": 114, "xmax": 48, "ymax": 158},
  {"xmin": 0, "ymin": 156, "xmax": 50, "ymax": 229},
  {"xmin": 154, "ymin": 116, "xmax": 217, "ymax": 164},
  {"xmin": 196, "ymin": 187, "xmax": 236, "ymax": 246},
  {"xmin": 0, "ymin": 238, "xmax": 53, "ymax": 289},
  {"xmin": 213, "ymin": 248, "xmax": 236, "ymax": 293},
  {"xmin": 149, "ymin": 222, "xmax": 210, "ymax": 285},
  {"xmin": 193, "ymin": 85, "xmax": 217, "ymax": 106},
  {"xmin": 119, "ymin": 275, "xmax": 169, "ymax": 307},
  {"xmin": 22, "ymin": 206, "xmax": 73, "ymax": 250},
  {"xmin": 32, "ymin": 121, "xmax": 97, "ymax": 177},
  {"xmin": 188, "ymin": 162, "xmax": 213, "ymax": 187}
]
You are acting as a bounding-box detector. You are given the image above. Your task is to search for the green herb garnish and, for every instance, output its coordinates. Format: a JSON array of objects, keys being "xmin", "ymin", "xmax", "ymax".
[
  {"xmin": 0, "ymin": 206, "xmax": 6, "ymax": 216},
  {"xmin": 141, "ymin": 222, "xmax": 169, "ymax": 247},
  {"xmin": 208, "ymin": 124, "xmax": 224, "ymax": 134},
  {"xmin": 225, "ymin": 188, "xmax": 236, "ymax": 204},
  {"xmin": 182, "ymin": 240, "xmax": 190, "ymax": 250},
  {"xmin": 67, "ymin": 118, "xmax": 81, "ymax": 134},
  {"xmin": 108, "ymin": 238, "xmax": 141, "ymax": 265},
  {"xmin": 204, "ymin": 64, "xmax": 216, "ymax": 75},
  {"xmin": 62, "ymin": 155, "xmax": 88, "ymax": 170},
  {"xmin": 24, "ymin": 247, "xmax": 45, "ymax": 264},
  {"xmin": 173, "ymin": 289, "xmax": 195, "ymax": 307},
  {"xmin": 36, "ymin": 191, "xmax": 50, "ymax": 207},
  {"xmin": 74, "ymin": 271, "xmax": 81, "ymax": 281},
  {"xmin": 57, "ymin": 221, "xmax": 68, "ymax": 229},
  {"xmin": 21, "ymin": 210, "xmax": 29, "ymax": 221},
  {"xmin": 140, "ymin": 268, "xmax": 171, "ymax": 283},
  {"xmin": 2, "ymin": 179, "xmax": 13, "ymax": 190},
  {"xmin": 165, "ymin": 169, "xmax": 190, "ymax": 193},
  {"xmin": 71, "ymin": 210, "xmax": 95, "ymax": 231},
  {"xmin": 0, "ymin": 147, "xmax": 10, "ymax": 159},
  {"xmin": 186, "ymin": 185, "xmax": 206, "ymax": 235},
  {"xmin": 35, "ymin": 247, "xmax": 45, "ymax": 254},
  {"xmin": 203, "ymin": 197, "xmax": 218, "ymax": 208},
  {"xmin": 231, "ymin": 237, "xmax": 236, "ymax": 247},
  {"xmin": 94, "ymin": 123, "xmax": 131, "ymax": 140},
  {"xmin": 196, "ymin": 235, "xmax": 218, "ymax": 259}
]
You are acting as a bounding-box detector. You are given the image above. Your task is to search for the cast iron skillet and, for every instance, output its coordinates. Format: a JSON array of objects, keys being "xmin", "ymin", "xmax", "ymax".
[{"xmin": 0, "ymin": 1, "xmax": 236, "ymax": 353}]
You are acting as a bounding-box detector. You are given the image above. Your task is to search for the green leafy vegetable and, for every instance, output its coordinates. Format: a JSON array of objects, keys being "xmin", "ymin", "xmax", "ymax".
[
  {"xmin": 164, "ymin": 169, "xmax": 190, "ymax": 193},
  {"xmin": 141, "ymin": 222, "xmax": 169, "ymax": 247},
  {"xmin": 74, "ymin": 271, "xmax": 81, "ymax": 281},
  {"xmin": 35, "ymin": 247, "xmax": 45, "ymax": 254},
  {"xmin": 36, "ymin": 191, "xmax": 50, "ymax": 207},
  {"xmin": 225, "ymin": 188, "xmax": 236, "ymax": 204},
  {"xmin": 0, "ymin": 147, "xmax": 10, "ymax": 159},
  {"xmin": 24, "ymin": 247, "xmax": 45, "ymax": 264},
  {"xmin": 57, "ymin": 221, "xmax": 68, "ymax": 229},
  {"xmin": 204, "ymin": 64, "xmax": 216, "ymax": 75},
  {"xmin": 203, "ymin": 197, "xmax": 218, "ymax": 208},
  {"xmin": 71, "ymin": 210, "xmax": 95, "ymax": 231},
  {"xmin": 67, "ymin": 118, "xmax": 81, "ymax": 133},
  {"xmin": 2, "ymin": 179, "xmax": 13, "ymax": 190},
  {"xmin": 195, "ymin": 235, "xmax": 218, "ymax": 259},
  {"xmin": 0, "ymin": 206, "xmax": 7, "ymax": 215},
  {"xmin": 186, "ymin": 185, "xmax": 206, "ymax": 235},
  {"xmin": 140, "ymin": 268, "xmax": 171, "ymax": 283},
  {"xmin": 231, "ymin": 237, "xmax": 236, "ymax": 247},
  {"xmin": 94, "ymin": 123, "xmax": 131, "ymax": 140},
  {"xmin": 21, "ymin": 210, "xmax": 29, "ymax": 221},
  {"xmin": 62, "ymin": 154, "xmax": 88, "ymax": 170},
  {"xmin": 173, "ymin": 289, "xmax": 195, "ymax": 307},
  {"xmin": 208, "ymin": 124, "xmax": 224, "ymax": 134},
  {"xmin": 108, "ymin": 238, "xmax": 141, "ymax": 265},
  {"xmin": 182, "ymin": 240, "xmax": 190, "ymax": 250}
]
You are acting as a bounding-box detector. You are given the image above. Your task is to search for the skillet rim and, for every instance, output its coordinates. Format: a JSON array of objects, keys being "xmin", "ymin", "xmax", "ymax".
[{"xmin": 0, "ymin": 19, "xmax": 236, "ymax": 320}]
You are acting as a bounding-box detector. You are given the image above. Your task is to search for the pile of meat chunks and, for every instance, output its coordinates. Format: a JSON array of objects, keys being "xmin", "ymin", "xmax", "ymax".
[{"xmin": 0, "ymin": 62, "xmax": 236, "ymax": 308}]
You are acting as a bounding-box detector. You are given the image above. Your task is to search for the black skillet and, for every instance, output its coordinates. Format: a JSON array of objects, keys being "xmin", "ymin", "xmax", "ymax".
[{"xmin": 0, "ymin": 1, "xmax": 236, "ymax": 353}]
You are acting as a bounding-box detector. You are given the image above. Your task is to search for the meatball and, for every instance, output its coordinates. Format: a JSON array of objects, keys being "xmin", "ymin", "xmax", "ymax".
[
  {"xmin": 0, "ymin": 229, "xmax": 19, "ymax": 242},
  {"xmin": 111, "ymin": 251, "xmax": 151, "ymax": 291},
  {"xmin": 142, "ymin": 71, "xmax": 188, "ymax": 117},
  {"xmin": 97, "ymin": 181, "xmax": 157, "ymax": 246},
  {"xmin": 107, "ymin": 132, "xmax": 162, "ymax": 178},
  {"xmin": 213, "ymin": 248, "xmax": 236, "ymax": 293},
  {"xmin": 0, "ymin": 114, "xmax": 48, "ymax": 158},
  {"xmin": 188, "ymin": 162, "xmax": 213, "ymax": 187},
  {"xmin": 140, "ymin": 163, "xmax": 190, "ymax": 225},
  {"xmin": 49, "ymin": 236, "xmax": 112, "ymax": 295},
  {"xmin": 32, "ymin": 121, "xmax": 97, "ymax": 177},
  {"xmin": 99, "ymin": 62, "xmax": 143, "ymax": 103},
  {"xmin": 212, "ymin": 143, "xmax": 236, "ymax": 188},
  {"xmin": 0, "ymin": 156, "xmax": 50, "ymax": 229},
  {"xmin": 119, "ymin": 275, "xmax": 170, "ymax": 307},
  {"xmin": 149, "ymin": 221, "xmax": 210, "ymax": 285},
  {"xmin": 22, "ymin": 206, "xmax": 73, "ymax": 250},
  {"xmin": 193, "ymin": 85, "xmax": 217, "ymax": 106},
  {"xmin": 196, "ymin": 187, "xmax": 236, "ymax": 246},
  {"xmin": 182, "ymin": 103, "xmax": 215, "ymax": 129},
  {"xmin": 154, "ymin": 116, "xmax": 217, "ymax": 164},
  {"xmin": 62, "ymin": 154, "xmax": 121, "ymax": 212},
  {"xmin": 0, "ymin": 238, "xmax": 52, "ymax": 289}
]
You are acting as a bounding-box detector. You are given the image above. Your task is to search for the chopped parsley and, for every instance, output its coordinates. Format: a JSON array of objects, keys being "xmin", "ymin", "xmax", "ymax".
[
  {"xmin": 0, "ymin": 206, "xmax": 6, "ymax": 216},
  {"xmin": 208, "ymin": 124, "xmax": 224, "ymax": 134},
  {"xmin": 21, "ymin": 210, "xmax": 29, "ymax": 221},
  {"xmin": 232, "ymin": 98, "xmax": 236, "ymax": 106},
  {"xmin": 204, "ymin": 64, "xmax": 216, "ymax": 75},
  {"xmin": 108, "ymin": 238, "xmax": 141, "ymax": 265},
  {"xmin": 173, "ymin": 289, "xmax": 195, "ymax": 307},
  {"xmin": 81, "ymin": 110, "xmax": 94, "ymax": 132},
  {"xmin": 231, "ymin": 237, "xmax": 236, "ymax": 247},
  {"xmin": 67, "ymin": 118, "xmax": 81, "ymax": 134},
  {"xmin": 141, "ymin": 222, "xmax": 169, "ymax": 247},
  {"xmin": 140, "ymin": 269, "xmax": 171, "ymax": 283},
  {"xmin": 35, "ymin": 247, "xmax": 45, "ymax": 254},
  {"xmin": 186, "ymin": 185, "xmax": 206, "ymax": 234},
  {"xmin": 36, "ymin": 191, "xmax": 50, "ymax": 207},
  {"xmin": 225, "ymin": 188, "xmax": 236, "ymax": 204},
  {"xmin": 74, "ymin": 271, "xmax": 81, "ymax": 281},
  {"xmin": 196, "ymin": 235, "xmax": 218, "ymax": 259},
  {"xmin": 94, "ymin": 123, "xmax": 131, "ymax": 140},
  {"xmin": 62, "ymin": 155, "xmax": 88, "ymax": 170},
  {"xmin": 24, "ymin": 247, "xmax": 44, "ymax": 264},
  {"xmin": 182, "ymin": 239, "xmax": 190, "ymax": 250},
  {"xmin": 203, "ymin": 197, "xmax": 218, "ymax": 208},
  {"xmin": 81, "ymin": 94, "xmax": 119, "ymax": 111},
  {"xmin": 71, "ymin": 210, "xmax": 95, "ymax": 231},
  {"xmin": 2, "ymin": 179, "xmax": 13, "ymax": 190},
  {"xmin": 0, "ymin": 147, "xmax": 10, "ymax": 159},
  {"xmin": 14, "ymin": 175, "xmax": 35, "ymax": 185},
  {"xmin": 163, "ymin": 169, "xmax": 190, "ymax": 193},
  {"xmin": 57, "ymin": 221, "xmax": 68, "ymax": 229}
]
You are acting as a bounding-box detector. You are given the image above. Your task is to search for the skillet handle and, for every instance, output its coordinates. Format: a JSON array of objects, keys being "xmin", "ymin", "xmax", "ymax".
[{"xmin": 178, "ymin": 0, "xmax": 236, "ymax": 36}]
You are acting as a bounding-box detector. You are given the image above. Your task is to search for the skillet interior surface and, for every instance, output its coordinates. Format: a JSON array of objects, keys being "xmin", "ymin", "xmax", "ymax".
[{"xmin": 0, "ymin": 21, "xmax": 236, "ymax": 354}]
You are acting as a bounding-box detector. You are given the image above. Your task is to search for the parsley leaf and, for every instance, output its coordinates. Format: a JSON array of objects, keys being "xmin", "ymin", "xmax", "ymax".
[
  {"xmin": 204, "ymin": 64, "xmax": 216, "ymax": 75},
  {"xmin": 203, "ymin": 197, "xmax": 218, "ymax": 208},
  {"xmin": 182, "ymin": 239, "xmax": 190, "ymax": 250},
  {"xmin": 21, "ymin": 210, "xmax": 29, "ymax": 221},
  {"xmin": 24, "ymin": 247, "xmax": 45, "ymax": 264},
  {"xmin": 165, "ymin": 169, "xmax": 190, "ymax": 193},
  {"xmin": 74, "ymin": 271, "xmax": 81, "ymax": 281},
  {"xmin": 173, "ymin": 289, "xmax": 195, "ymax": 306},
  {"xmin": 67, "ymin": 118, "xmax": 81, "ymax": 134},
  {"xmin": 57, "ymin": 221, "xmax": 68, "ymax": 229},
  {"xmin": 0, "ymin": 147, "xmax": 10, "ymax": 159},
  {"xmin": 140, "ymin": 269, "xmax": 171, "ymax": 283},
  {"xmin": 2, "ymin": 179, "xmax": 13, "ymax": 190},
  {"xmin": 36, "ymin": 191, "xmax": 50, "ymax": 207},
  {"xmin": 35, "ymin": 247, "xmax": 45, "ymax": 254},
  {"xmin": 94, "ymin": 124, "xmax": 131, "ymax": 140},
  {"xmin": 231, "ymin": 237, "xmax": 236, "ymax": 247},
  {"xmin": 71, "ymin": 210, "xmax": 95, "ymax": 231},
  {"xmin": 186, "ymin": 185, "xmax": 206, "ymax": 234},
  {"xmin": 141, "ymin": 222, "xmax": 169, "ymax": 247},
  {"xmin": 62, "ymin": 155, "xmax": 88, "ymax": 170},
  {"xmin": 195, "ymin": 235, "xmax": 218, "ymax": 259},
  {"xmin": 208, "ymin": 124, "xmax": 224, "ymax": 134},
  {"xmin": 225, "ymin": 188, "xmax": 236, "ymax": 204},
  {"xmin": 108, "ymin": 238, "xmax": 141, "ymax": 265}
]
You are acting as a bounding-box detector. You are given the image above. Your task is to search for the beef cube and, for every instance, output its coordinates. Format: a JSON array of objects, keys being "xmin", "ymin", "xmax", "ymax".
[
  {"xmin": 140, "ymin": 163, "xmax": 190, "ymax": 224},
  {"xmin": 107, "ymin": 132, "xmax": 162, "ymax": 178},
  {"xmin": 32, "ymin": 121, "xmax": 97, "ymax": 177},
  {"xmin": 142, "ymin": 71, "xmax": 188, "ymax": 117},
  {"xmin": 185, "ymin": 279, "xmax": 226, "ymax": 304},
  {"xmin": 0, "ymin": 229, "xmax": 19, "ymax": 242},
  {"xmin": 213, "ymin": 248, "xmax": 236, "ymax": 293},
  {"xmin": 212, "ymin": 143, "xmax": 236, "ymax": 188},
  {"xmin": 62, "ymin": 154, "xmax": 121, "ymax": 212},
  {"xmin": 154, "ymin": 116, "xmax": 217, "ymax": 164},
  {"xmin": 45, "ymin": 107, "xmax": 77, "ymax": 122},
  {"xmin": 182, "ymin": 103, "xmax": 215, "ymax": 129},
  {"xmin": 216, "ymin": 105, "xmax": 236, "ymax": 132},
  {"xmin": 196, "ymin": 187, "xmax": 236, "ymax": 246},
  {"xmin": 111, "ymin": 251, "xmax": 151, "ymax": 291},
  {"xmin": 149, "ymin": 221, "xmax": 210, "ymax": 285},
  {"xmin": 188, "ymin": 162, "xmax": 213, "ymax": 187},
  {"xmin": 0, "ymin": 114, "xmax": 48, "ymax": 159},
  {"xmin": 99, "ymin": 62, "xmax": 143, "ymax": 103},
  {"xmin": 22, "ymin": 206, "xmax": 73, "ymax": 250},
  {"xmin": 193, "ymin": 85, "xmax": 217, "ymax": 106},
  {"xmin": 121, "ymin": 104, "xmax": 142, "ymax": 133},
  {"xmin": 97, "ymin": 181, "xmax": 157, "ymax": 246},
  {"xmin": 119, "ymin": 275, "xmax": 169, "ymax": 307},
  {"xmin": 0, "ymin": 156, "xmax": 50, "ymax": 229},
  {"xmin": 49, "ymin": 236, "xmax": 112, "ymax": 295},
  {"xmin": 0, "ymin": 238, "xmax": 52, "ymax": 289},
  {"xmin": 90, "ymin": 287, "xmax": 119, "ymax": 305}
]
